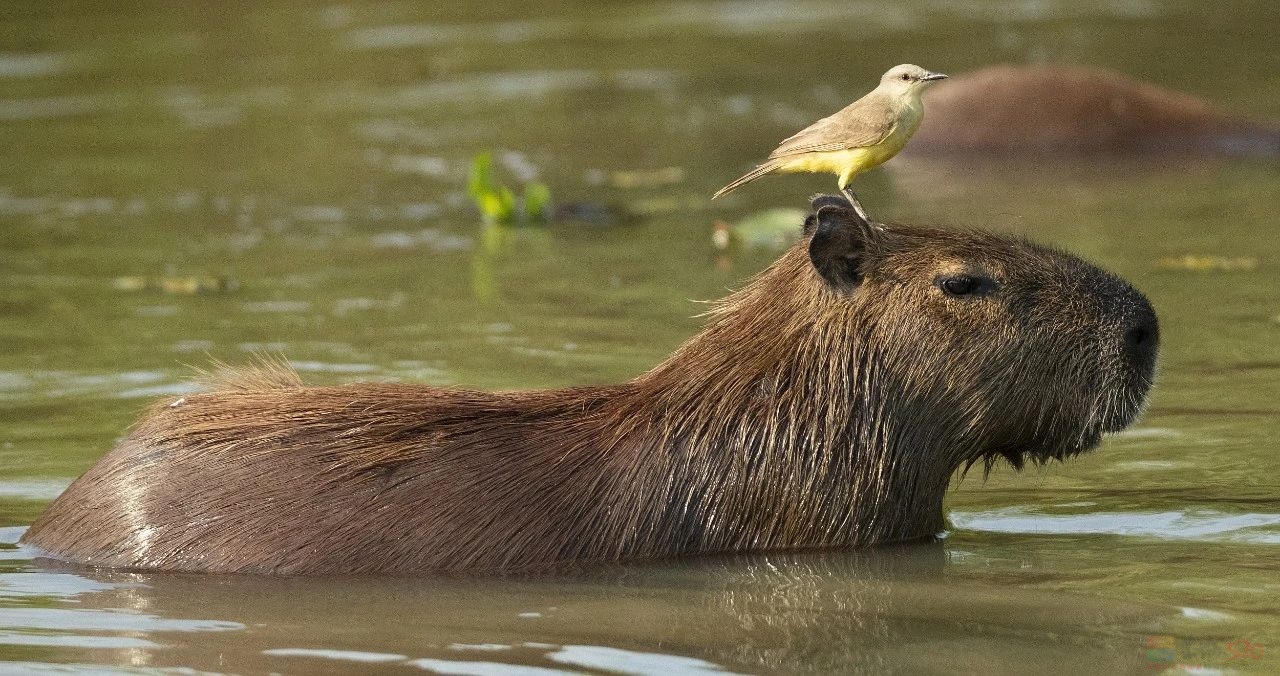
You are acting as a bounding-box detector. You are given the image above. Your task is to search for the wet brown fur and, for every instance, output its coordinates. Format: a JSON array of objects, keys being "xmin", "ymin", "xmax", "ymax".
[
  {"xmin": 21, "ymin": 199, "xmax": 1158, "ymax": 575},
  {"xmin": 907, "ymin": 64, "xmax": 1280, "ymax": 156}
]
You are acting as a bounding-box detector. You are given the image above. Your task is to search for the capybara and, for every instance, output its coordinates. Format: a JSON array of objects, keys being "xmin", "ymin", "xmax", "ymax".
[
  {"xmin": 906, "ymin": 64, "xmax": 1280, "ymax": 157},
  {"xmin": 21, "ymin": 196, "xmax": 1159, "ymax": 574}
]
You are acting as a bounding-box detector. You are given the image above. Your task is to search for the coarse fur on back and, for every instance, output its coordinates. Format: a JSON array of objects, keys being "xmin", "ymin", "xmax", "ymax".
[{"xmin": 21, "ymin": 195, "xmax": 1159, "ymax": 575}]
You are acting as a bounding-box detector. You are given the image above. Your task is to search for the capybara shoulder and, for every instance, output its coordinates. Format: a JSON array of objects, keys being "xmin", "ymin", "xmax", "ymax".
[
  {"xmin": 907, "ymin": 64, "xmax": 1280, "ymax": 157},
  {"xmin": 21, "ymin": 196, "xmax": 1159, "ymax": 574}
]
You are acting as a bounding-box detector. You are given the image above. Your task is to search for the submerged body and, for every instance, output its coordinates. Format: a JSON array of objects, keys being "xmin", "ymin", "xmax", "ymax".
[
  {"xmin": 713, "ymin": 64, "xmax": 945, "ymax": 216},
  {"xmin": 22, "ymin": 197, "xmax": 1159, "ymax": 575},
  {"xmin": 906, "ymin": 64, "xmax": 1280, "ymax": 157}
]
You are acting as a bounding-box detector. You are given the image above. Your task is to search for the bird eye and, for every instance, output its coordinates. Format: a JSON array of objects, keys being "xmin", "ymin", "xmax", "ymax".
[
  {"xmin": 939, "ymin": 275, "xmax": 982, "ymax": 296},
  {"xmin": 900, "ymin": 73, "xmax": 911, "ymax": 81}
]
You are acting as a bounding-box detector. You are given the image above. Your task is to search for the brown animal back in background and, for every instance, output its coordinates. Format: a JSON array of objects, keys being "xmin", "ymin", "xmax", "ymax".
[
  {"xmin": 906, "ymin": 64, "xmax": 1280, "ymax": 157},
  {"xmin": 20, "ymin": 197, "xmax": 1160, "ymax": 575}
]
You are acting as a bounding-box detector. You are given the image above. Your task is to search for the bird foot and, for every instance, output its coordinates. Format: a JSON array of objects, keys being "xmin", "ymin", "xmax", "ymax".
[{"xmin": 841, "ymin": 188, "xmax": 870, "ymax": 221}]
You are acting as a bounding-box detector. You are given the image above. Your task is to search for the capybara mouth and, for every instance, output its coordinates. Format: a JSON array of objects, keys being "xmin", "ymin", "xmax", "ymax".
[
  {"xmin": 973, "ymin": 373, "xmax": 1151, "ymax": 476},
  {"xmin": 1098, "ymin": 367, "xmax": 1156, "ymax": 434},
  {"xmin": 982, "ymin": 427, "xmax": 1102, "ymax": 474},
  {"xmin": 973, "ymin": 395, "xmax": 1132, "ymax": 474}
]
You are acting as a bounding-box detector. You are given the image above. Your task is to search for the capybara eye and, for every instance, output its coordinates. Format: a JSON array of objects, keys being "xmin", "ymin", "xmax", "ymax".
[{"xmin": 940, "ymin": 275, "xmax": 981, "ymax": 296}]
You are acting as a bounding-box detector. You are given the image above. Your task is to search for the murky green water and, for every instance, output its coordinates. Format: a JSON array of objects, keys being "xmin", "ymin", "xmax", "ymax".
[{"xmin": 2, "ymin": 1, "xmax": 1278, "ymax": 674}]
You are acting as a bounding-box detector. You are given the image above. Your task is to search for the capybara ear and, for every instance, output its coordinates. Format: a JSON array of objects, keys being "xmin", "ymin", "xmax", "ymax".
[
  {"xmin": 810, "ymin": 193, "xmax": 854, "ymax": 212},
  {"xmin": 804, "ymin": 194, "xmax": 855, "ymax": 234},
  {"xmin": 809, "ymin": 205, "xmax": 877, "ymax": 290}
]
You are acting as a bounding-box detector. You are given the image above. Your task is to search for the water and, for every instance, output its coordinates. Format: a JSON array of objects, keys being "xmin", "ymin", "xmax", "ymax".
[{"xmin": 2, "ymin": 0, "xmax": 1278, "ymax": 673}]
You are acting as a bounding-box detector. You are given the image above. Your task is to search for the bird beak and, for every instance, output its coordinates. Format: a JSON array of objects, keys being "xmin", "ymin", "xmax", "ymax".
[{"xmin": 921, "ymin": 72, "xmax": 948, "ymax": 82}]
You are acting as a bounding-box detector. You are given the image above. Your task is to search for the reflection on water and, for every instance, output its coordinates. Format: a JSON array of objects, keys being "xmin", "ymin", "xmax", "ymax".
[
  {"xmin": 4, "ymin": 533, "xmax": 1165, "ymax": 674},
  {"xmin": 2, "ymin": 0, "xmax": 1278, "ymax": 673}
]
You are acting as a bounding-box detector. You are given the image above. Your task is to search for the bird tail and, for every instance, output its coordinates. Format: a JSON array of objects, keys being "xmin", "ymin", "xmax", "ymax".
[{"xmin": 712, "ymin": 160, "xmax": 782, "ymax": 199}]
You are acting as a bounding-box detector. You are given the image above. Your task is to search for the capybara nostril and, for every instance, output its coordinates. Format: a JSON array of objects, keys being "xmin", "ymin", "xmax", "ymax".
[
  {"xmin": 1125, "ymin": 326, "xmax": 1150, "ymax": 349},
  {"xmin": 1121, "ymin": 307, "xmax": 1159, "ymax": 369}
]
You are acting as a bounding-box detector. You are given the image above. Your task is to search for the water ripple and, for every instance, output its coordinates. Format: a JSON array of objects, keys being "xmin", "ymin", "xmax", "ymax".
[
  {"xmin": 0, "ymin": 631, "xmax": 157, "ymax": 649},
  {"xmin": 263, "ymin": 648, "xmax": 408, "ymax": 663},
  {"xmin": 0, "ymin": 572, "xmax": 117, "ymax": 598},
  {"xmin": 951, "ymin": 508, "xmax": 1280, "ymax": 544},
  {"xmin": 0, "ymin": 370, "xmax": 196, "ymax": 401},
  {"xmin": 0, "ymin": 608, "xmax": 243, "ymax": 633},
  {"xmin": 0, "ymin": 94, "xmax": 123, "ymax": 121},
  {"xmin": 549, "ymin": 645, "xmax": 735, "ymax": 674},
  {"xmin": 0, "ymin": 52, "xmax": 74, "ymax": 78},
  {"xmin": 0, "ymin": 479, "xmax": 68, "ymax": 501}
]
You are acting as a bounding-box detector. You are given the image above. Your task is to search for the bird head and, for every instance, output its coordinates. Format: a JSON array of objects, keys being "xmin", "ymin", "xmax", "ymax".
[{"xmin": 880, "ymin": 64, "xmax": 947, "ymax": 96}]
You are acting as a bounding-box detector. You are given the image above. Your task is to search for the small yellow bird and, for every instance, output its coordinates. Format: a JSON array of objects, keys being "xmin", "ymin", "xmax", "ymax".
[{"xmin": 713, "ymin": 64, "xmax": 947, "ymax": 219}]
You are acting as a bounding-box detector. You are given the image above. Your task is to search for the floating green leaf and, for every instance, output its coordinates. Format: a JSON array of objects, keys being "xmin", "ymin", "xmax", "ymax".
[
  {"xmin": 523, "ymin": 182, "xmax": 552, "ymax": 222},
  {"xmin": 468, "ymin": 152, "xmax": 496, "ymax": 203},
  {"xmin": 467, "ymin": 151, "xmax": 553, "ymax": 225},
  {"xmin": 478, "ymin": 189, "xmax": 514, "ymax": 224}
]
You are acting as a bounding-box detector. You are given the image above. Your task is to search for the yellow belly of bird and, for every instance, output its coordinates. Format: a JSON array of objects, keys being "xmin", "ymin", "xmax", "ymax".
[{"xmin": 775, "ymin": 142, "xmax": 905, "ymax": 189}]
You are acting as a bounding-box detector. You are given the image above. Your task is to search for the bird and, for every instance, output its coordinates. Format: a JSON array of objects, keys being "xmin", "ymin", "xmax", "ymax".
[{"xmin": 713, "ymin": 64, "xmax": 948, "ymax": 219}]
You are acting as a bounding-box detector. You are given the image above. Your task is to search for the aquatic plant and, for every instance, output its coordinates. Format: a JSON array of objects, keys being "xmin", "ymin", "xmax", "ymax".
[{"xmin": 467, "ymin": 151, "xmax": 552, "ymax": 224}]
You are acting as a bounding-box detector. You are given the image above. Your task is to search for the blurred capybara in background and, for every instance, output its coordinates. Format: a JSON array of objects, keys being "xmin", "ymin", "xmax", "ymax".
[
  {"xmin": 22, "ymin": 195, "xmax": 1159, "ymax": 575},
  {"xmin": 907, "ymin": 64, "xmax": 1280, "ymax": 157}
]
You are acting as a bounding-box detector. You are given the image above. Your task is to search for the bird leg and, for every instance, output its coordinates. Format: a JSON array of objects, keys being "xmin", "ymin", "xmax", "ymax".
[{"xmin": 841, "ymin": 187, "xmax": 870, "ymax": 221}]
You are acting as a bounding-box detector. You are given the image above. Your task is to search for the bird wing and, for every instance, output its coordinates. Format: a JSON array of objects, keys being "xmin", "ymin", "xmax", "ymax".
[{"xmin": 767, "ymin": 93, "xmax": 897, "ymax": 158}]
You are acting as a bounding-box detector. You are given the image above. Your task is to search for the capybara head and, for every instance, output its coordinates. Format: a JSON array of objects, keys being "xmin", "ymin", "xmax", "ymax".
[{"xmin": 799, "ymin": 194, "xmax": 1158, "ymax": 473}]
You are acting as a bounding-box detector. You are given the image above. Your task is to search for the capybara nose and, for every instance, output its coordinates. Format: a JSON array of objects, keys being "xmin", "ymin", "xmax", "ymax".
[{"xmin": 1121, "ymin": 304, "xmax": 1159, "ymax": 369}]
